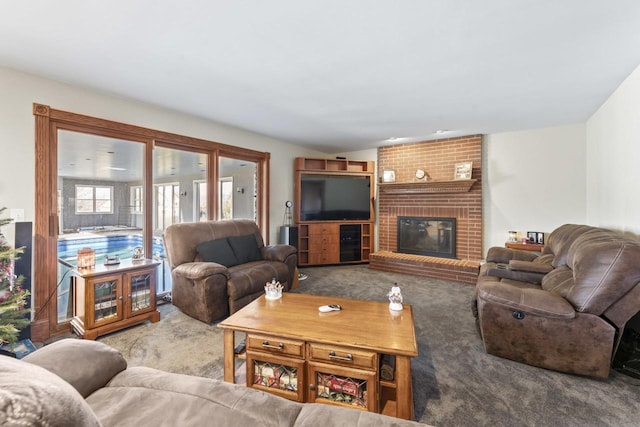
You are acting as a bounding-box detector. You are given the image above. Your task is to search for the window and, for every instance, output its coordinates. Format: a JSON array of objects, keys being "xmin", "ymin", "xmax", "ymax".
[
  {"xmin": 219, "ymin": 177, "xmax": 233, "ymax": 219},
  {"xmin": 75, "ymin": 185, "xmax": 113, "ymax": 214},
  {"xmin": 194, "ymin": 180, "xmax": 207, "ymax": 221},
  {"xmin": 130, "ymin": 186, "xmax": 143, "ymax": 213},
  {"xmin": 154, "ymin": 183, "xmax": 180, "ymax": 230}
]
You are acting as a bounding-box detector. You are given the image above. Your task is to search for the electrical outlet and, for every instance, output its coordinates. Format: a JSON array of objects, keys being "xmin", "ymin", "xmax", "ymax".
[{"xmin": 9, "ymin": 208, "xmax": 24, "ymax": 222}]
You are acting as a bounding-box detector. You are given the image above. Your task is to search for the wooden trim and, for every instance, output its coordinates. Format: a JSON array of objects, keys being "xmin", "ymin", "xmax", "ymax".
[
  {"xmin": 32, "ymin": 108, "xmax": 51, "ymax": 342},
  {"xmin": 378, "ymin": 179, "xmax": 477, "ymax": 194},
  {"xmin": 32, "ymin": 103, "xmax": 271, "ymax": 340}
]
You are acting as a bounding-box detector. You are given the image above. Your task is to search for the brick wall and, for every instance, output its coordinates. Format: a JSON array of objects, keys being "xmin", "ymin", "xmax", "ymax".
[{"xmin": 377, "ymin": 135, "xmax": 483, "ymax": 260}]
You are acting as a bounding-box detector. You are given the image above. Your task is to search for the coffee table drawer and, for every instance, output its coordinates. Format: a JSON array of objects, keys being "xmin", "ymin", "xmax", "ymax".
[
  {"xmin": 308, "ymin": 343, "xmax": 377, "ymax": 370},
  {"xmin": 247, "ymin": 334, "xmax": 305, "ymax": 358}
]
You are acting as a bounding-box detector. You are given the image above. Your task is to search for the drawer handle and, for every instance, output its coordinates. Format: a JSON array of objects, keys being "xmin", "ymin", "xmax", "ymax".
[
  {"xmin": 262, "ymin": 340, "xmax": 284, "ymax": 351},
  {"xmin": 329, "ymin": 351, "xmax": 353, "ymax": 362}
]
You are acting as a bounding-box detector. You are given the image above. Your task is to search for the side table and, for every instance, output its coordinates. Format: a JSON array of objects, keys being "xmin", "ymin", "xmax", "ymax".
[
  {"xmin": 505, "ymin": 242, "xmax": 545, "ymax": 252},
  {"xmin": 70, "ymin": 259, "xmax": 160, "ymax": 340}
]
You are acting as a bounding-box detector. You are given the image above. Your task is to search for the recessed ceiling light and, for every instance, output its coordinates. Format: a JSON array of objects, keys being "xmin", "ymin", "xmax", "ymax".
[
  {"xmin": 435, "ymin": 129, "xmax": 448, "ymax": 134},
  {"xmin": 386, "ymin": 137, "xmax": 400, "ymax": 141}
]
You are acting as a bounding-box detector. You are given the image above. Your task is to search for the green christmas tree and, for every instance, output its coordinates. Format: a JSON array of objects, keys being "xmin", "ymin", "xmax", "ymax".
[{"xmin": 0, "ymin": 207, "xmax": 31, "ymax": 350}]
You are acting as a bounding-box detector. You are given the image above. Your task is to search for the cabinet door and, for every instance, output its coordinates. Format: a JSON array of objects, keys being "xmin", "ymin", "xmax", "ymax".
[
  {"xmin": 308, "ymin": 223, "xmax": 340, "ymax": 264},
  {"xmin": 86, "ymin": 274, "xmax": 123, "ymax": 329},
  {"xmin": 246, "ymin": 351, "xmax": 306, "ymax": 402},
  {"xmin": 124, "ymin": 268, "xmax": 156, "ymax": 318},
  {"xmin": 308, "ymin": 361, "xmax": 378, "ymax": 412}
]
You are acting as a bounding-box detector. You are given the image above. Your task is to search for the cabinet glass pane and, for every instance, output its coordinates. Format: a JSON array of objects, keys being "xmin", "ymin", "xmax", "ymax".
[
  {"xmin": 316, "ymin": 372, "xmax": 367, "ymax": 408},
  {"xmin": 252, "ymin": 360, "xmax": 298, "ymax": 392},
  {"xmin": 93, "ymin": 280, "xmax": 118, "ymax": 323},
  {"xmin": 130, "ymin": 273, "xmax": 152, "ymax": 312}
]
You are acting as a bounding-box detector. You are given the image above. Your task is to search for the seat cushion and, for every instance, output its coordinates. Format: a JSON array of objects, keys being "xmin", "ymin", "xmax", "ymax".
[
  {"xmin": 227, "ymin": 261, "xmax": 290, "ymax": 301},
  {"xmin": 87, "ymin": 366, "xmax": 303, "ymax": 427}
]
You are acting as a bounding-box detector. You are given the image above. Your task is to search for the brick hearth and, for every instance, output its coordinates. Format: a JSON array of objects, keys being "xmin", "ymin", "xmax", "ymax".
[
  {"xmin": 372, "ymin": 135, "xmax": 483, "ymax": 284},
  {"xmin": 369, "ymin": 251, "xmax": 480, "ymax": 285}
]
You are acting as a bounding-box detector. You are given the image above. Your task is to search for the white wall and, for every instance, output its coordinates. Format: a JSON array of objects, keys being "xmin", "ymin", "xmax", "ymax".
[
  {"xmin": 586, "ymin": 64, "xmax": 640, "ymax": 237},
  {"xmin": 0, "ymin": 67, "xmax": 325, "ymax": 244},
  {"xmin": 483, "ymin": 124, "xmax": 587, "ymax": 250}
]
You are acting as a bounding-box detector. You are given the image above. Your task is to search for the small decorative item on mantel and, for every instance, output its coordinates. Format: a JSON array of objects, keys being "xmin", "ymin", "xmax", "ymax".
[
  {"xmin": 264, "ymin": 278, "xmax": 283, "ymax": 300},
  {"xmin": 388, "ymin": 284, "xmax": 403, "ymax": 311}
]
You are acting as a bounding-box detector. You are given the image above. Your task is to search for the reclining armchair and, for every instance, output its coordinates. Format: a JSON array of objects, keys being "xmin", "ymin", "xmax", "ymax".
[
  {"xmin": 164, "ymin": 219, "xmax": 297, "ymax": 323},
  {"xmin": 474, "ymin": 224, "xmax": 640, "ymax": 378}
]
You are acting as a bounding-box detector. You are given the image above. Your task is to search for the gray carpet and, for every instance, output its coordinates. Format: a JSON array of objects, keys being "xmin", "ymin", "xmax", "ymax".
[{"xmin": 98, "ymin": 265, "xmax": 640, "ymax": 426}]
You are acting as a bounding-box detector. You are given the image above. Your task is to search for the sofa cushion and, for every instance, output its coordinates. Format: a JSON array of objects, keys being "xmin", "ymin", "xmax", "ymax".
[
  {"xmin": 0, "ymin": 354, "xmax": 101, "ymax": 427},
  {"xmin": 196, "ymin": 238, "xmax": 239, "ymax": 267},
  {"xmin": 228, "ymin": 234, "xmax": 262, "ymax": 264}
]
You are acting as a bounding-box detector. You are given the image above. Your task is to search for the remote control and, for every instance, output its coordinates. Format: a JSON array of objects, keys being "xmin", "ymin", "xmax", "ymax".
[
  {"xmin": 234, "ymin": 339, "xmax": 246, "ymax": 354},
  {"xmin": 318, "ymin": 304, "xmax": 342, "ymax": 312}
]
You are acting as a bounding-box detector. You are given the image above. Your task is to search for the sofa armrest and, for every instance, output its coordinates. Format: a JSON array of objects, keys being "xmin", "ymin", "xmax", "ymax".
[
  {"xmin": 485, "ymin": 264, "xmax": 546, "ymax": 285},
  {"xmin": 23, "ymin": 339, "xmax": 127, "ymax": 398},
  {"xmin": 477, "ymin": 282, "xmax": 575, "ymax": 319},
  {"xmin": 509, "ymin": 260, "xmax": 554, "ymax": 274},
  {"xmin": 486, "ymin": 246, "xmax": 540, "ymax": 263},
  {"xmin": 262, "ymin": 244, "xmax": 297, "ymax": 263},
  {"xmin": 173, "ymin": 261, "xmax": 230, "ymax": 280}
]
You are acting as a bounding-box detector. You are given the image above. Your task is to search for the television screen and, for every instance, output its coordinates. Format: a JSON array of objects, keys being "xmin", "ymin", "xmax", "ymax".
[{"xmin": 300, "ymin": 175, "xmax": 371, "ymax": 221}]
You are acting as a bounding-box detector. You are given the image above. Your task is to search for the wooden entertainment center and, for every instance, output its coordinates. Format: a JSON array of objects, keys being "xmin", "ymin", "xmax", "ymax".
[{"xmin": 294, "ymin": 157, "xmax": 375, "ymax": 266}]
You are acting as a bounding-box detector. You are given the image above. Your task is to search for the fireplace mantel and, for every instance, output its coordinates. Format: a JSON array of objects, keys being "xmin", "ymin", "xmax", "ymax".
[{"xmin": 378, "ymin": 179, "xmax": 477, "ymax": 194}]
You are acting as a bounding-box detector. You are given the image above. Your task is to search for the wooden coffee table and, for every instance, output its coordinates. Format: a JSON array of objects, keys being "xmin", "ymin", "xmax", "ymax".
[{"xmin": 218, "ymin": 293, "xmax": 418, "ymax": 420}]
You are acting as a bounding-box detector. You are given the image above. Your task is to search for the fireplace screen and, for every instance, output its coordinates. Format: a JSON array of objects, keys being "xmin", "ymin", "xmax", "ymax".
[{"xmin": 397, "ymin": 217, "xmax": 456, "ymax": 258}]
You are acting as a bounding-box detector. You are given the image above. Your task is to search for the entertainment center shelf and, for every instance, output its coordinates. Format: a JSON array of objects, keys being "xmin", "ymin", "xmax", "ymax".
[
  {"xmin": 297, "ymin": 222, "xmax": 372, "ymax": 266},
  {"xmin": 295, "ymin": 157, "xmax": 375, "ymax": 266},
  {"xmin": 295, "ymin": 157, "xmax": 374, "ymax": 173}
]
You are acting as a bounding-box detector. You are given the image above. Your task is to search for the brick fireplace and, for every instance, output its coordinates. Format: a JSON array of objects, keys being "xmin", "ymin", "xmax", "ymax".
[{"xmin": 370, "ymin": 135, "xmax": 482, "ymax": 284}]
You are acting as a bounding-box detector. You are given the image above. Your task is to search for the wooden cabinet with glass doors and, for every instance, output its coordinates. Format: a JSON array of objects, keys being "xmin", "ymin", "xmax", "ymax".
[{"xmin": 70, "ymin": 259, "xmax": 160, "ymax": 340}]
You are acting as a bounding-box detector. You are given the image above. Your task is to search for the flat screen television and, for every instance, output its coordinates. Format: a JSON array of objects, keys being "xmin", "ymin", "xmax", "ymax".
[{"xmin": 300, "ymin": 174, "xmax": 371, "ymax": 221}]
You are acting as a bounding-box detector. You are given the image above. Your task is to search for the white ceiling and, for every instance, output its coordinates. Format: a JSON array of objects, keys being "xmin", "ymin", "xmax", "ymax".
[{"xmin": 2, "ymin": 1, "xmax": 640, "ymax": 153}]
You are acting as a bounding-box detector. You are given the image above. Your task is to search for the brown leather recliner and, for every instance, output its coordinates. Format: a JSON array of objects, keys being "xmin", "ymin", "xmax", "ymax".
[
  {"xmin": 474, "ymin": 224, "xmax": 640, "ymax": 378},
  {"xmin": 164, "ymin": 219, "xmax": 297, "ymax": 323}
]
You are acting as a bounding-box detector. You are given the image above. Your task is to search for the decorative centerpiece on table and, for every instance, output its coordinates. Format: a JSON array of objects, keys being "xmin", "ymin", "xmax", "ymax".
[
  {"xmin": 0, "ymin": 207, "xmax": 31, "ymax": 352},
  {"xmin": 387, "ymin": 283, "xmax": 403, "ymax": 311},
  {"xmin": 264, "ymin": 278, "xmax": 283, "ymax": 300}
]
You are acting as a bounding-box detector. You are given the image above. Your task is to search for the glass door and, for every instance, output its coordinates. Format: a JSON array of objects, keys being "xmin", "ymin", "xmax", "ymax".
[
  {"xmin": 219, "ymin": 156, "xmax": 257, "ymax": 220},
  {"xmin": 153, "ymin": 145, "xmax": 208, "ymax": 295},
  {"xmin": 57, "ymin": 130, "xmax": 145, "ymax": 323}
]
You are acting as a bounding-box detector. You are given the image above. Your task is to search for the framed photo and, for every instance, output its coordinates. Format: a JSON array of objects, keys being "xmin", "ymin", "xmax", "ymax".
[
  {"xmin": 453, "ymin": 162, "xmax": 473, "ymax": 180},
  {"xmin": 382, "ymin": 170, "xmax": 396, "ymax": 183},
  {"xmin": 526, "ymin": 231, "xmax": 537, "ymax": 243}
]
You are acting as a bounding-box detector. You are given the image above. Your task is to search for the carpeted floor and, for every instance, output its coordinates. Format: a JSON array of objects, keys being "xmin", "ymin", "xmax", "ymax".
[{"xmin": 98, "ymin": 265, "xmax": 640, "ymax": 426}]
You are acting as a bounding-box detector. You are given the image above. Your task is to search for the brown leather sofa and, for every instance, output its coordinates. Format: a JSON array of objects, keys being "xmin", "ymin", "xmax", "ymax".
[
  {"xmin": 164, "ymin": 219, "xmax": 297, "ymax": 323},
  {"xmin": 473, "ymin": 224, "xmax": 640, "ymax": 378}
]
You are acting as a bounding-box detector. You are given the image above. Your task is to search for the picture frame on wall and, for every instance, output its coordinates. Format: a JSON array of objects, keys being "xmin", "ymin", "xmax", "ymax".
[
  {"xmin": 453, "ymin": 162, "xmax": 473, "ymax": 180},
  {"xmin": 382, "ymin": 169, "xmax": 396, "ymax": 183}
]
